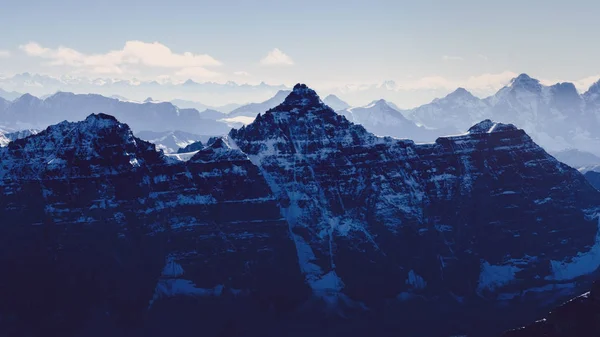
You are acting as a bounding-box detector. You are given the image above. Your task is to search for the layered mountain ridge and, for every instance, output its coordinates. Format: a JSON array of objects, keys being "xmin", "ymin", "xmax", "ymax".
[
  {"xmin": 0, "ymin": 92, "xmax": 231, "ymax": 136},
  {"xmin": 1, "ymin": 84, "xmax": 600, "ymax": 337}
]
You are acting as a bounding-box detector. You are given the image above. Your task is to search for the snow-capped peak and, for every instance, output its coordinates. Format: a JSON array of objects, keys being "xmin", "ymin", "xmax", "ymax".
[{"xmin": 509, "ymin": 73, "xmax": 542, "ymax": 92}]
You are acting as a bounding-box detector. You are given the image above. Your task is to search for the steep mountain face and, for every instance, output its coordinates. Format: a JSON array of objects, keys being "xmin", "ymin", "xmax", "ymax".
[
  {"xmin": 135, "ymin": 130, "xmax": 206, "ymax": 153},
  {"xmin": 323, "ymin": 94, "xmax": 351, "ymax": 111},
  {"xmin": 0, "ymin": 113, "xmax": 307, "ymax": 337},
  {"xmin": 2, "ymin": 85, "xmax": 600, "ymax": 337},
  {"xmin": 230, "ymin": 84, "xmax": 600, "ymax": 335},
  {"xmin": 584, "ymin": 171, "xmax": 600, "ymax": 191},
  {"xmin": 408, "ymin": 87, "xmax": 489, "ymax": 131},
  {"xmin": 0, "ymin": 92, "xmax": 231, "ymax": 135},
  {"xmin": 338, "ymin": 99, "xmax": 455, "ymax": 142},
  {"xmin": 176, "ymin": 140, "xmax": 203, "ymax": 153},
  {"xmin": 501, "ymin": 281, "xmax": 600, "ymax": 337}
]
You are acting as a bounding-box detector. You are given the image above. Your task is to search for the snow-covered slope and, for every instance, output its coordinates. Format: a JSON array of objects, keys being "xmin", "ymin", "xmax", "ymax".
[{"xmin": 0, "ymin": 128, "xmax": 39, "ymax": 147}]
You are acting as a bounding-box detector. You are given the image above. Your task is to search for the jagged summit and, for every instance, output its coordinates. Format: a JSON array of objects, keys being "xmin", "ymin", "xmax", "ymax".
[
  {"xmin": 368, "ymin": 98, "xmax": 390, "ymax": 107},
  {"xmin": 1, "ymin": 113, "xmax": 162, "ymax": 179},
  {"xmin": 276, "ymin": 83, "xmax": 323, "ymax": 109},
  {"xmin": 509, "ymin": 73, "xmax": 542, "ymax": 91},
  {"xmin": 551, "ymin": 82, "xmax": 578, "ymax": 92},
  {"xmin": 189, "ymin": 136, "xmax": 247, "ymax": 163},
  {"xmin": 85, "ymin": 112, "xmax": 120, "ymax": 123},
  {"xmin": 467, "ymin": 119, "xmax": 518, "ymax": 134}
]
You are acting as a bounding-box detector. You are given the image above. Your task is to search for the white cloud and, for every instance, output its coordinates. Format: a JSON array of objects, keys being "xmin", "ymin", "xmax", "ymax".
[
  {"xmin": 442, "ymin": 55, "xmax": 463, "ymax": 61},
  {"xmin": 0, "ymin": 50, "xmax": 10, "ymax": 58},
  {"xmin": 260, "ymin": 48, "xmax": 294, "ymax": 66},
  {"xmin": 477, "ymin": 54, "xmax": 488, "ymax": 61},
  {"xmin": 19, "ymin": 41, "xmax": 222, "ymax": 75},
  {"xmin": 234, "ymin": 71, "xmax": 250, "ymax": 76}
]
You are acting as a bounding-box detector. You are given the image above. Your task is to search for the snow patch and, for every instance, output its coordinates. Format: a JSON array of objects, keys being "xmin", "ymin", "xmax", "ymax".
[
  {"xmin": 161, "ymin": 257, "xmax": 184, "ymax": 277},
  {"xmin": 546, "ymin": 213, "xmax": 600, "ymax": 280},
  {"xmin": 477, "ymin": 260, "xmax": 522, "ymax": 292},
  {"xmin": 154, "ymin": 279, "xmax": 224, "ymax": 298},
  {"xmin": 406, "ymin": 270, "xmax": 427, "ymax": 289}
]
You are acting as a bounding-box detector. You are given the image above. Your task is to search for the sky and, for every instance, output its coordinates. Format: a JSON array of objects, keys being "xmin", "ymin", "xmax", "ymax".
[{"xmin": 1, "ymin": 0, "xmax": 599, "ymax": 107}]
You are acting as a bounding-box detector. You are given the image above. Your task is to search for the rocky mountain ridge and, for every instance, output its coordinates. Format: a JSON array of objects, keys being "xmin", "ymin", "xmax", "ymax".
[{"xmin": 1, "ymin": 85, "xmax": 600, "ymax": 337}]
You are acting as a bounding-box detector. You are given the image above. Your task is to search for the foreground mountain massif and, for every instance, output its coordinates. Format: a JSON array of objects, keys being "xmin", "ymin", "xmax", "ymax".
[{"xmin": 1, "ymin": 84, "xmax": 600, "ymax": 337}]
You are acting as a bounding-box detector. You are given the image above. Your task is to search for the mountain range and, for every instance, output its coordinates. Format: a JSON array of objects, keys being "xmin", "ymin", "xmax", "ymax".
[
  {"xmin": 1, "ymin": 84, "xmax": 600, "ymax": 337},
  {"xmin": 0, "ymin": 92, "xmax": 231, "ymax": 136},
  {"xmin": 405, "ymin": 74, "xmax": 600, "ymax": 155},
  {"xmin": 169, "ymin": 99, "xmax": 241, "ymax": 114},
  {"xmin": 134, "ymin": 130, "xmax": 209, "ymax": 154},
  {"xmin": 0, "ymin": 72, "xmax": 289, "ymax": 107},
  {"xmin": 5, "ymin": 73, "xmax": 600, "ymax": 158},
  {"xmin": 337, "ymin": 99, "xmax": 455, "ymax": 142}
]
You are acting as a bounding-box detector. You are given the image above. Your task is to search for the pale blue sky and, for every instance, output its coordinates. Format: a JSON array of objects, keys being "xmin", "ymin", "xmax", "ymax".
[{"xmin": 1, "ymin": 0, "xmax": 599, "ymax": 104}]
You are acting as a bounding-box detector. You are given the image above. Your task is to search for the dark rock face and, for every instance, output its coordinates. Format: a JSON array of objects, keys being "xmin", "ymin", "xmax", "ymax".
[
  {"xmin": 1, "ymin": 85, "xmax": 600, "ymax": 337},
  {"xmin": 501, "ymin": 281, "xmax": 600, "ymax": 337},
  {"xmin": 0, "ymin": 113, "xmax": 306, "ymax": 337},
  {"xmin": 231, "ymin": 85, "xmax": 600, "ymax": 335},
  {"xmin": 584, "ymin": 171, "xmax": 600, "ymax": 190},
  {"xmin": 177, "ymin": 140, "xmax": 203, "ymax": 153}
]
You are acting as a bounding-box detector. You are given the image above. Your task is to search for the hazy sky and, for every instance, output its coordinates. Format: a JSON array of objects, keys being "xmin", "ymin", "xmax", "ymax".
[{"xmin": 1, "ymin": 0, "xmax": 599, "ymax": 105}]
